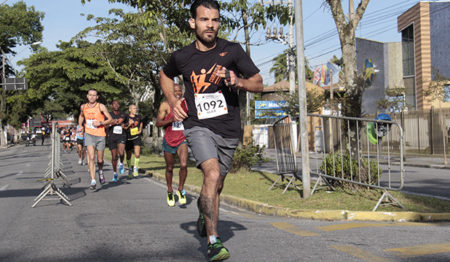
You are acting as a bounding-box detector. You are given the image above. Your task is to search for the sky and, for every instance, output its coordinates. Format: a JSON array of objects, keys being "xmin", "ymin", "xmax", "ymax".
[{"xmin": 7, "ymin": 0, "xmax": 431, "ymax": 85}]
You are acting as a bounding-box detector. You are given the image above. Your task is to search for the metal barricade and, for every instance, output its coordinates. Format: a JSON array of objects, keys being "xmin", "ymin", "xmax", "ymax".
[
  {"xmin": 269, "ymin": 116, "xmax": 301, "ymax": 194},
  {"xmin": 32, "ymin": 122, "xmax": 71, "ymax": 207},
  {"xmin": 308, "ymin": 114, "xmax": 405, "ymax": 211}
]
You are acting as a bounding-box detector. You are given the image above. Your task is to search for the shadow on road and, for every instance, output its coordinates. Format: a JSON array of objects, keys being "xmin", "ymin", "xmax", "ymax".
[{"xmin": 180, "ymin": 219, "xmax": 247, "ymax": 260}]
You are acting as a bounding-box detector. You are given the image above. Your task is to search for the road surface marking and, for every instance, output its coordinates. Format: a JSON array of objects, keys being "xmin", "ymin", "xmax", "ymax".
[
  {"xmin": 386, "ymin": 242, "xmax": 450, "ymax": 258},
  {"xmin": 319, "ymin": 222, "xmax": 431, "ymax": 232},
  {"xmin": 0, "ymin": 184, "xmax": 9, "ymax": 191},
  {"xmin": 16, "ymin": 171, "xmax": 23, "ymax": 176},
  {"xmin": 332, "ymin": 245, "xmax": 393, "ymax": 262},
  {"xmin": 271, "ymin": 222, "xmax": 320, "ymax": 237}
]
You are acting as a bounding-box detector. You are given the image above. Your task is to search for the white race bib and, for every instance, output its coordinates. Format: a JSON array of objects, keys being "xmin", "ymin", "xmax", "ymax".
[
  {"xmin": 113, "ymin": 125, "xmax": 123, "ymax": 134},
  {"xmin": 86, "ymin": 119, "xmax": 97, "ymax": 129},
  {"xmin": 172, "ymin": 121, "xmax": 184, "ymax": 131},
  {"xmin": 195, "ymin": 91, "xmax": 228, "ymax": 120}
]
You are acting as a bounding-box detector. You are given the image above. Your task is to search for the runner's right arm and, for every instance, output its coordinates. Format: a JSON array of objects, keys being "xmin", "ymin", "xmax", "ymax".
[
  {"xmin": 78, "ymin": 104, "xmax": 85, "ymax": 134},
  {"xmin": 160, "ymin": 70, "xmax": 187, "ymax": 122},
  {"xmin": 156, "ymin": 102, "xmax": 173, "ymax": 128}
]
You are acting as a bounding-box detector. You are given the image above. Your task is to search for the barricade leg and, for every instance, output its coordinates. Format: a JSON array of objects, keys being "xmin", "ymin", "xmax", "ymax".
[
  {"xmin": 373, "ymin": 189, "xmax": 405, "ymax": 211},
  {"xmin": 311, "ymin": 175, "xmax": 335, "ymax": 195},
  {"xmin": 268, "ymin": 175, "xmax": 283, "ymax": 191}
]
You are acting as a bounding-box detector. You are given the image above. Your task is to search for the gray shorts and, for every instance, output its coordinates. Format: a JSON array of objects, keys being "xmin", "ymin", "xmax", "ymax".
[
  {"xmin": 84, "ymin": 133, "xmax": 106, "ymax": 151},
  {"xmin": 184, "ymin": 126, "xmax": 239, "ymax": 176}
]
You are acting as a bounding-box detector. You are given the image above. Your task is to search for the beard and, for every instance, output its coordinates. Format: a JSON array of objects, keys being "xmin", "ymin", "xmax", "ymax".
[{"xmin": 195, "ymin": 28, "xmax": 218, "ymax": 47}]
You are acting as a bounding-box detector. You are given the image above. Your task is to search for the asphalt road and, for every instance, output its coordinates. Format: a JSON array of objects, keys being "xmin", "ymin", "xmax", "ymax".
[{"xmin": 1, "ymin": 143, "xmax": 450, "ymax": 261}]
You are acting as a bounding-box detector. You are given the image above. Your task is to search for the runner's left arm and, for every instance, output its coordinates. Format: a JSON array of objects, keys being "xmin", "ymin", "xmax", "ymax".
[
  {"xmin": 216, "ymin": 66, "xmax": 263, "ymax": 93},
  {"xmin": 138, "ymin": 121, "xmax": 143, "ymax": 135},
  {"xmin": 99, "ymin": 104, "xmax": 113, "ymax": 126}
]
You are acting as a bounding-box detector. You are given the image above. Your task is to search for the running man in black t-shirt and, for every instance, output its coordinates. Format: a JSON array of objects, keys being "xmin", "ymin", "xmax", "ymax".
[
  {"xmin": 124, "ymin": 104, "xmax": 143, "ymax": 178},
  {"xmin": 160, "ymin": 0, "xmax": 263, "ymax": 260},
  {"xmin": 107, "ymin": 100, "xmax": 127, "ymax": 182}
]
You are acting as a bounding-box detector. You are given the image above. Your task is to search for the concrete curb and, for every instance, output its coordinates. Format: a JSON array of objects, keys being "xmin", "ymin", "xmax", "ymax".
[{"xmin": 144, "ymin": 170, "xmax": 450, "ymax": 223}]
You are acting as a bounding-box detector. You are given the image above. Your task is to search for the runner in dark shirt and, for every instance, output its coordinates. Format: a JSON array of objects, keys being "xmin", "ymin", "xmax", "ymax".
[
  {"xmin": 160, "ymin": 0, "xmax": 263, "ymax": 260},
  {"xmin": 124, "ymin": 104, "xmax": 143, "ymax": 178},
  {"xmin": 107, "ymin": 100, "xmax": 127, "ymax": 182}
]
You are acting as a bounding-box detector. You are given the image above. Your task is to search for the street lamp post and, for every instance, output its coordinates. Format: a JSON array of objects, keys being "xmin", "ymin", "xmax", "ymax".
[{"xmin": 263, "ymin": 0, "xmax": 295, "ymax": 95}]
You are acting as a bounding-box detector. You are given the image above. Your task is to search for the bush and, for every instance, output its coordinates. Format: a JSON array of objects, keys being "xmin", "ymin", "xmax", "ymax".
[
  {"xmin": 319, "ymin": 151, "xmax": 381, "ymax": 189},
  {"xmin": 230, "ymin": 142, "xmax": 268, "ymax": 173}
]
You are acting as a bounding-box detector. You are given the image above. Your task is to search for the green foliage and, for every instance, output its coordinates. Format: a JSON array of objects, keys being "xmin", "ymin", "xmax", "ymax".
[
  {"xmin": 377, "ymin": 85, "xmax": 408, "ymax": 113},
  {"xmin": 319, "ymin": 151, "xmax": 381, "ymax": 189},
  {"xmin": 230, "ymin": 142, "xmax": 268, "ymax": 173},
  {"xmin": 275, "ymin": 88, "xmax": 324, "ymax": 117},
  {"xmin": 0, "ymin": 2, "xmax": 44, "ymax": 127},
  {"xmin": 18, "ymin": 41, "xmax": 123, "ymax": 122},
  {"xmin": 425, "ymin": 67, "xmax": 450, "ymax": 103},
  {"xmin": 270, "ymin": 49, "xmax": 314, "ymax": 82},
  {"xmin": 0, "ymin": 2, "xmax": 43, "ymax": 52}
]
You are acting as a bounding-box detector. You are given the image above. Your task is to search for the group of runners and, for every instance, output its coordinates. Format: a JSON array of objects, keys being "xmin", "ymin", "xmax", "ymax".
[
  {"xmin": 76, "ymin": 94, "xmax": 144, "ymax": 189},
  {"xmin": 75, "ymin": 0, "xmax": 262, "ymax": 260}
]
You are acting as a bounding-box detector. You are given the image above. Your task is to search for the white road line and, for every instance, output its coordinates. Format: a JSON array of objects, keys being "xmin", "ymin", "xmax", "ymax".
[
  {"xmin": 0, "ymin": 184, "xmax": 9, "ymax": 191},
  {"xmin": 16, "ymin": 171, "xmax": 23, "ymax": 176}
]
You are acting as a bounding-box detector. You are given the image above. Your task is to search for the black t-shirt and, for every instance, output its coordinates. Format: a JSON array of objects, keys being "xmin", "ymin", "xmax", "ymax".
[
  {"xmin": 108, "ymin": 111, "xmax": 127, "ymax": 137},
  {"xmin": 126, "ymin": 115, "xmax": 142, "ymax": 140},
  {"xmin": 163, "ymin": 38, "xmax": 260, "ymax": 139},
  {"xmin": 63, "ymin": 130, "xmax": 71, "ymax": 139}
]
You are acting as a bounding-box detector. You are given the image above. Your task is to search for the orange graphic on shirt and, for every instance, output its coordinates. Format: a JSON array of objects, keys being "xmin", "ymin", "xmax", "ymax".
[{"xmin": 190, "ymin": 63, "xmax": 223, "ymax": 94}]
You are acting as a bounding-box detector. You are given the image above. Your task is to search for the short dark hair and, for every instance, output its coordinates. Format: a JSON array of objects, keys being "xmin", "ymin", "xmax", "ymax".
[
  {"xmin": 87, "ymin": 89, "xmax": 98, "ymax": 95},
  {"xmin": 190, "ymin": 0, "xmax": 220, "ymax": 19}
]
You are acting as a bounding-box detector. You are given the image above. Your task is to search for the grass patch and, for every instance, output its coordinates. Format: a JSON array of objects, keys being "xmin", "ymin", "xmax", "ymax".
[{"xmin": 104, "ymin": 151, "xmax": 450, "ymax": 213}]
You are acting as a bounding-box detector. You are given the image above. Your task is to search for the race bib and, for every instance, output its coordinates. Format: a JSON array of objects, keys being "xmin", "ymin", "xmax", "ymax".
[
  {"xmin": 130, "ymin": 127, "xmax": 139, "ymax": 136},
  {"xmin": 113, "ymin": 125, "xmax": 123, "ymax": 134},
  {"xmin": 195, "ymin": 91, "xmax": 228, "ymax": 120},
  {"xmin": 86, "ymin": 119, "xmax": 97, "ymax": 129},
  {"xmin": 172, "ymin": 121, "xmax": 184, "ymax": 131}
]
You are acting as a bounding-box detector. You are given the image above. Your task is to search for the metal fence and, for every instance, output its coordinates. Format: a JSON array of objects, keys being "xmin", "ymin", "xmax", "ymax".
[
  {"xmin": 271, "ymin": 114, "xmax": 406, "ymax": 211},
  {"xmin": 32, "ymin": 122, "xmax": 71, "ymax": 207},
  {"xmin": 369, "ymin": 108, "xmax": 450, "ymax": 155}
]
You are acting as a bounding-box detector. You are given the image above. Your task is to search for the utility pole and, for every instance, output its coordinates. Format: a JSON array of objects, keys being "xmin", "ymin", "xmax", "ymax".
[
  {"xmin": 1, "ymin": 49, "xmax": 6, "ymax": 147},
  {"xmin": 294, "ymin": 0, "xmax": 310, "ymax": 198},
  {"xmin": 288, "ymin": 0, "xmax": 295, "ymax": 95},
  {"xmin": 263, "ymin": 0, "xmax": 295, "ymax": 95},
  {"xmin": 242, "ymin": 9, "xmax": 252, "ymax": 126}
]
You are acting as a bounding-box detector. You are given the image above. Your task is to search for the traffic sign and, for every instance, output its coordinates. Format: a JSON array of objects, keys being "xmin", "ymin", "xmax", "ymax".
[{"xmin": 1, "ymin": 78, "xmax": 28, "ymax": 90}]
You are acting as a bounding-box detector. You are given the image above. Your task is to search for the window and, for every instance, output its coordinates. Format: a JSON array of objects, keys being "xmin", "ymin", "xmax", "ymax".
[
  {"xmin": 402, "ymin": 25, "xmax": 415, "ymax": 77},
  {"xmin": 445, "ymin": 85, "xmax": 450, "ymax": 103}
]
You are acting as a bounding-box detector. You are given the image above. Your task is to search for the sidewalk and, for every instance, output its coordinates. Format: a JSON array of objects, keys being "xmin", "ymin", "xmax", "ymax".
[{"xmin": 256, "ymin": 149, "xmax": 450, "ymax": 173}]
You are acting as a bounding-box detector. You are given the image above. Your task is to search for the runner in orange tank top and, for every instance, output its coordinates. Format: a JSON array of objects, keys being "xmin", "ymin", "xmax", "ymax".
[
  {"xmin": 78, "ymin": 89, "xmax": 113, "ymax": 190},
  {"xmin": 156, "ymin": 84, "xmax": 188, "ymax": 207}
]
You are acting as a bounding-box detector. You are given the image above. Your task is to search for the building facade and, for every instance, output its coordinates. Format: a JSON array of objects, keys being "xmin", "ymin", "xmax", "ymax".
[
  {"xmin": 356, "ymin": 38, "xmax": 404, "ymax": 115},
  {"xmin": 398, "ymin": 1, "xmax": 450, "ymax": 110}
]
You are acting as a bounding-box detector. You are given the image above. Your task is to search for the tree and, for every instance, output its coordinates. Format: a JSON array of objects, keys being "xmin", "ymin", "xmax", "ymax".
[
  {"xmin": 377, "ymin": 86, "xmax": 408, "ymax": 113},
  {"xmin": 270, "ymin": 49, "xmax": 313, "ymax": 82},
  {"xmin": 18, "ymin": 41, "xmax": 123, "ymax": 123},
  {"xmin": 324, "ymin": 0, "xmax": 370, "ymax": 118},
  {"xmin": 425, "ymin": 67, "xmax": 450, "ymax": 163},
  {"xmin": 0, "ymin": 1, "xmax": 43, "ymax": 144}
]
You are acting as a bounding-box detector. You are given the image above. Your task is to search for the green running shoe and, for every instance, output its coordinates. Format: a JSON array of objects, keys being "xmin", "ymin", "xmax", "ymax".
[
  {"xmin": 177, "ymin": 189, "xmax": 187, "ymax": 205},
  {"xmin": 207, "ymin": 238, "xmax": 230, "ymax": 261},
  {"xmin": 197, "ymin": 198, "xmax": 207, "ymax": 237},
  {"xmin": 167, "ymin": 192, "xmax": 175, "ymax": 207}
]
